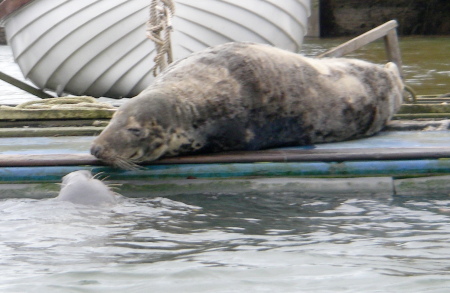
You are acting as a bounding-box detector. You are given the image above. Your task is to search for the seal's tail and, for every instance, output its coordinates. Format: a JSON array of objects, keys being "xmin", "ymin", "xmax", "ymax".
[{"xmin": 384, "ymin": 62, "xmax": 404, "ymax": 114}]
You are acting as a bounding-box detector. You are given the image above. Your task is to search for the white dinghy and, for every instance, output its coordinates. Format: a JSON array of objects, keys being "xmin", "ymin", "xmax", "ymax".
[{"xmin": 0, "ymin": 0, "xmax": 310, "ymax": 98}]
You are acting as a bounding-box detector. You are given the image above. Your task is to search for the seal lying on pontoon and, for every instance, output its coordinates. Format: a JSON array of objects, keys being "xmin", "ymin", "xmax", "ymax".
[{"xmin": 91, "ymin": 42, "xmax": 404, "ymax": 169}]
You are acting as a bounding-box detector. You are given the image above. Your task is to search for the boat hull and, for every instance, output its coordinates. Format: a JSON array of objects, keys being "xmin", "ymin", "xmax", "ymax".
[{"xmin": 2, "ymin": 0, "xmax": 310, "ymax": 98}]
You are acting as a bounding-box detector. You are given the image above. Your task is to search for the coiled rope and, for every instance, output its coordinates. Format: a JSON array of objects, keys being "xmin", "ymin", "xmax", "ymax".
[{"xmin": 146, "ymin": 0, "xmax": 175, "ymax": 76}]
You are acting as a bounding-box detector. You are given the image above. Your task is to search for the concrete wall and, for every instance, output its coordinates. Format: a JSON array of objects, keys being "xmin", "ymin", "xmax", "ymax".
[
  {"xmin": 307, "ymin": 0, "xmax": 320, "ymax": 37},
  {"xmin": 320, "ymin": 0, "xmax": 450, "ymax": 37}
]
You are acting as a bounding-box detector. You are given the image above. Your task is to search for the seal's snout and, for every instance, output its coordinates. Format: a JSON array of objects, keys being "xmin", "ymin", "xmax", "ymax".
[
  {"xmin": 90, "ymin": 144, "xmax": 104, "ymax": 159},
  {"xmin": 90, "ymin": 141, "xmax": 138, "ymax": 169}
]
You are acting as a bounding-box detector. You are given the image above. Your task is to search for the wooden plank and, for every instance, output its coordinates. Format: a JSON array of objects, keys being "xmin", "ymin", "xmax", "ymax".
[
  {"xmin": 384, "ymin": 29, "xmax": 403, "ymax": 76},
  {"xmin": 0, "ymin": 108, "xmax": 115, "ymax": 120},
  {"xmin": 386, "ymin": 120, "xmax": 450, "ymax": 131},
  {"xmin": 0, "ymin": 154, "xmax": 100, "ymax": 167},
  {"xmin": 317, "ymin": 20, "xmax": 398, "ymax": 58},
  {"xmin": 0, "ymin": 71, "xmax": 55, "ymax": 99},
  {"xmin": 395, "ymin": 113, "xmax": 450, "ymax": 119},
  {"xmin": 0, "ymin": 126, "xmax": 104, "ymax": 137},
  {"xmin": 413, "ymin": 95, "xmax": 450, "ymax": 103},
  {"xmin": 1, "ymin": 147, "xmax": 450, "ymax": 167},
  {"xmin": 0, "ymin": 119, "xmax": 110, "ymax": 128},
  {"xmin": 398, "ymin": 104, "xmax": 450, "ymax": 114}
]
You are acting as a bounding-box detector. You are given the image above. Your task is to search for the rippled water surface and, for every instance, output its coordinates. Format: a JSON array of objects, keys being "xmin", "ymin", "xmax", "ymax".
[{"xmin": 1, "ymin": 192, "xmax": 450, "ymax": 292}]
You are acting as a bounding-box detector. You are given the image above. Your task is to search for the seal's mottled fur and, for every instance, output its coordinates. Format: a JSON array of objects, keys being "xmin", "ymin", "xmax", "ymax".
[{"xmin": 91, "ymin": 42, "xmax": 403, "ymax": 169}]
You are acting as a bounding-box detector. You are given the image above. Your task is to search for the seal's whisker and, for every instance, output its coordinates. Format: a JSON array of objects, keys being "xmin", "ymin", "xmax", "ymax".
[
  {"xmin": 108, "ymin": 185, "xmax": 123, "ymax": 192},
  {"xmin": 98, "ymin": 174, "xmax": 111, "ymax": 182},
  {"xmin": 93, "ymin": 172, "xmax": 106, "ymax": 180},
  {"xmin": 114, "ymin": 157, "xmax": 142, "ymax": 171},
  {"xmin": 108, "ymin": 183, "xmax": 123, "ymax": 187}
]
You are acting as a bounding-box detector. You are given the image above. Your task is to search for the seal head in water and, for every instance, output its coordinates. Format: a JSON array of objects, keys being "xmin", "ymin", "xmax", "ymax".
[{"xmin": 56, "ymin": 170, "xmax": 118, "ymax": 206}]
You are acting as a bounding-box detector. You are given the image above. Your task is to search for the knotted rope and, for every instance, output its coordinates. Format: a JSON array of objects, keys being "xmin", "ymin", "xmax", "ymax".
[{"xmin": 146, "ymin": 0, "xmax": 176, "ymax": 76}]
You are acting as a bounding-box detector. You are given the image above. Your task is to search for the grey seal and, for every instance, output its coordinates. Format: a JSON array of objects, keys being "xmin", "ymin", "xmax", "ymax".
[
  {"xmin": 56, "ymin": 170, "xmax": 118, "ymax": 206},
  {"xmin": 91, "ymin": 42, "xmax": 403, "ymax": 169}
]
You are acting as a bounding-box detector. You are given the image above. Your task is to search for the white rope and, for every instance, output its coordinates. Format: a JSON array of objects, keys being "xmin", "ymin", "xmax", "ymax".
[{"xmin": 147, "ymin": 0, "xmax": 176, "ymax": 76}]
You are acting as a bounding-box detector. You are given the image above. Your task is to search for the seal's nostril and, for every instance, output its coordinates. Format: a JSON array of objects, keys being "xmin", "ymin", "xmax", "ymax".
[{"xmin": 90, "ymin": 144, "xmax": 103, "ymax": 157}]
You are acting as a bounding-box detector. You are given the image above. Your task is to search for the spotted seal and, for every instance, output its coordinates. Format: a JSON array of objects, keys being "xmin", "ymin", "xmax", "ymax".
[
  {"xmin": 91, "ymin": 42, "xmax": 404, "ymax": 169},
  {"xmin": 56, "ymin": 170, "xmax": 119, "ymax": 206}
]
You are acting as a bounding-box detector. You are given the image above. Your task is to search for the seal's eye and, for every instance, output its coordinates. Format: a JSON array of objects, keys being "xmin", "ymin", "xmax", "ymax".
[{"xmin": 127, "ymin": 127, "xmax": 142, "ymax": 137}]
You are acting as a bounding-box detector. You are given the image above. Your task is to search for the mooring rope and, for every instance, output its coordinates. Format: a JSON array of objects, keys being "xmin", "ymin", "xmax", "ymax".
[
  {"xmin": 0, "ymin": 96, "xmax": 115, "ymax": 110},
  {"xmin": 146, "ymin": 0, "xmax": 176, "ymax": 76},
  {"xmin": 403, "ymin": 85, "xmax": 417, "ymax": 103}
]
